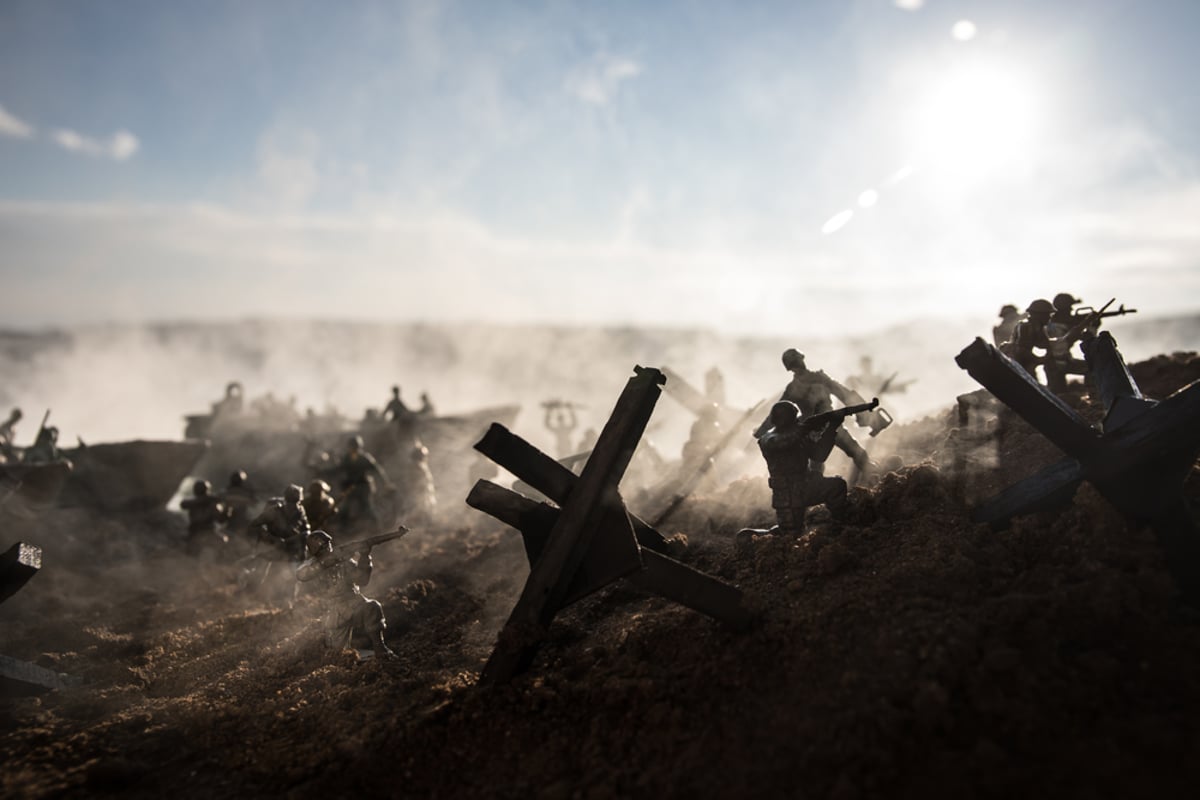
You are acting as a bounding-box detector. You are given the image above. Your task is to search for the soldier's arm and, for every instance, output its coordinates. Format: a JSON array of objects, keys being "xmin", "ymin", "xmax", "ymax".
[{"xmin": 820, "ymin": 371, "xmax": 866, "ymax": 406}]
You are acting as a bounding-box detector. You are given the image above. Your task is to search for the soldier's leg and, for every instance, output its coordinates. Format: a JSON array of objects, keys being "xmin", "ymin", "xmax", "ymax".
[
  {"xmin": 774, "ymin": 506, "xmax": 804, "ymax": 537},
  {"xmin": 808, "ymin": 476, "xmax": 848, "ymax": 519},
  {"xmin": 353, "ymin": 597, "xmax": 396, "ymax": 659}
]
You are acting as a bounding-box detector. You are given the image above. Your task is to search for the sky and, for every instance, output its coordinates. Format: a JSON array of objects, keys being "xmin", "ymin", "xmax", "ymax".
[{"xmin": 1, "ymin": 0, "xmax": 1198, "ymax": 335}]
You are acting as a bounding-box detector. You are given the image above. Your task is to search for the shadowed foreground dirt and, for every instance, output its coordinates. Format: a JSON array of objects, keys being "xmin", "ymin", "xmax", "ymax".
[{"xmin": 2, "ymin": 353, "xmax": 1199, "ymax": 799}]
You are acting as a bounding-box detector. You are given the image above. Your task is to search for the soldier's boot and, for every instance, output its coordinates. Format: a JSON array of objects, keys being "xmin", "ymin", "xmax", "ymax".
[{"xmin": 370, "ymin": 628, "xmax": 398, "ymax": 661}]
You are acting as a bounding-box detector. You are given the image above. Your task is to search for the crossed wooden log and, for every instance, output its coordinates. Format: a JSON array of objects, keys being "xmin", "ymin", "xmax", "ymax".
[
  {"xmin": 467, "ymin": 366, "xmax": 753, "ymax": 686},
  {"xmin": 956, "ymin": 332, "xmax": 1200, "ymax": 602}
]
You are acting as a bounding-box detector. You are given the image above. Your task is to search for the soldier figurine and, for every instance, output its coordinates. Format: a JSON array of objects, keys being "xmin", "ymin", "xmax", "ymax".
[
  {"xmin": 757, "ymin": 349, "xmax": 881, "ymax": 483},
  {"xmin": 1045, "ymin": 293, "xmax": 1092, "ymax": 384},
  {"xmin": 22, "ymin": 425, "xmax": 60, "ymax": 464},
  {"xmin": 993, "ymin": 304, "xmax": 1022, "ymax": 349},
  {"xmin": 329, "ymin": 436, "xmax": 392, "ymax": 529},
  {"xmin": 418, "ymin": 392, "xmax": 436, "ymax": 416},
  {"xmin": 180, "ymin": 479, "xmax": 229, "ymax": 557},
  {"xmin": 398, "ymin": 441, "xmax": 437, "ymax": 527},
  {"xmin": 1010, "ymin": 299, "xmax": 1067, "ymax": 391},
  {"xmin": 0, "ymin": 407, "xmax": 20, "ymax": 462},
  {"xmin": 384, "ymin": 386, "xmax": 410, "ymax": 422},
  {"xmin": 303, "ymin": 479, "xmax": 338, "ymax": 530},
  {"xmin": 246, "ymin": 484, "xmax": 311, "ymax": 563},
  {"xmin": 542, "ymin": 399, "xmax": 579, "ymax": 458},
  {"xmin": 747, "ymin": 400, "xmax": 860, "ymax": 538},
  {"xmin": 213, "ymin": 381, "xmax": 244, "ymax": 418},
  {"xmin": 296, "ymin": 531, "xmax": 397, "ymax": 660},
  {"xmin": 221, "ymin": 470, "xmax": 257, "ymax": 532}
]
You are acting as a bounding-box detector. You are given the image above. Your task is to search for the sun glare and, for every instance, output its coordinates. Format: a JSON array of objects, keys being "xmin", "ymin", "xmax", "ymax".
[{"xmin": 908, "ymin": 60, "xmax": 1042, "ymax": 184}]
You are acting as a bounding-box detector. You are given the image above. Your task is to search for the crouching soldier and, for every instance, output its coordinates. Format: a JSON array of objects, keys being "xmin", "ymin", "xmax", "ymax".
[
  {"xmin": 296, "ymin": 530, "xmax": 405, "ymax": 661},
  {"xmin": 745, "ymin": 398, "xmax": 876, "ymax": 540}
]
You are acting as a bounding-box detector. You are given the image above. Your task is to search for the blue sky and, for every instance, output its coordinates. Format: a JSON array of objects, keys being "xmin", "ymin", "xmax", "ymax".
[{"xmin": 1, "ymin": 0, "xmax": 1198, "ymax": 334}]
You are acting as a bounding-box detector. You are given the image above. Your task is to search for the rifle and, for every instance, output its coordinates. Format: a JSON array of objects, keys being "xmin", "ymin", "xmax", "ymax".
[
  {"xmin": 1075, "ymin": 302, "xmax": 1136, "ymax": 322},
  {"xmin": 330, "ymin": 526, "xmax": 409, "ymax": 559},
  {"xmin": 1064, "ymin": 298, "xmax": 1115, "ymax": 342},
  {"xmin": 799, "ymin": 398, "xmax": 880, "ymax": 432}
]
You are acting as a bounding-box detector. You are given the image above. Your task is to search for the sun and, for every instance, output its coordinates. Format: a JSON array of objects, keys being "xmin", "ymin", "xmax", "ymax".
[{"xmin": 907, "ymin": 59, "xmax": 1042, "ymax": 183}]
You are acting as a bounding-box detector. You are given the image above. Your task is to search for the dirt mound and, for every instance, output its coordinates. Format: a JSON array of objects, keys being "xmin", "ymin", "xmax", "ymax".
[{"xmin": 2, "ymin": 353, "xmax": 1199, "ymax": 798}]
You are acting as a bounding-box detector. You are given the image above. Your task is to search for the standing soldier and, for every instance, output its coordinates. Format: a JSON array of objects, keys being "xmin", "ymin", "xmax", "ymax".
[
  {"xmin": 542, "ymin": 399, "xmax": 579, "ymax": 458},
  {"xmin": 296, "ymin": 531, "xmax": 398, "ymax": 660},
  {"xmin": 1010, "ymin": 299, "xmax": 1067, "ymax": 391},
  {"xmin": 398, "ymin": 441, "xmax": 437, "ymax": 527},
  {"xmin": 220, "ymin": 470, "xmax": 257, "ymax": 532},
  {"xmin": 384, "ymin": 386, "xmax": 410, "ymax": 422},
  {"xmin": 303, "ymin": 479, "xmax": 338, "ymax": 530},
  {"xmin": 0, "ymin": 408, "xmax": 21, "ymax": 462},
  {"xmin": 242, "ymin": 484, "xmax": 311, "ymax": 604},
  {"xmin": 993, "ymin": 304, "xmax": 1023, "ymax": 349},
  {"xmin": 757, "ymin": 349, "xmax": 882, "ymax": 483},
  {"xmin": 1045, "ymin": 293, "xmax": 1092, "ymax": 384},
  {"xmin": 180, "ymin": 479, "xmax": 229, "ymax": 557},
  {"xmin": 330, "ymin": 436, "xmax": 392, "ymax": 530}
]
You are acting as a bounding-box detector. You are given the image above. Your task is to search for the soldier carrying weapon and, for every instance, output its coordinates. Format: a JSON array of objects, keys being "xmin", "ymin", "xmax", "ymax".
[
  {"xmin": 747, "ymin": 398, "xmax": 879, "ymax": 539},
  {"xmin": 757, "ymin": 349, "xmax": 890, "ymax": 483},
  {"xmin": 297, "ymin": 527, "xmax": 408, "ymax": 661}
]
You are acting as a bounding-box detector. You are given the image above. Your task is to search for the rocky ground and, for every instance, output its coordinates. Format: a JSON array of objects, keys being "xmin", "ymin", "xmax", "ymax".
[{"xmin": 2, "ymin": 352, "xmax": 1199, "ymax": 799}]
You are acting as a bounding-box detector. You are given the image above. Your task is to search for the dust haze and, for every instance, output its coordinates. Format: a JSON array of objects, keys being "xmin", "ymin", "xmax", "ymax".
[{"xmin": 2, "ymin": 312, "xmax": 1193, "ymax": 464}]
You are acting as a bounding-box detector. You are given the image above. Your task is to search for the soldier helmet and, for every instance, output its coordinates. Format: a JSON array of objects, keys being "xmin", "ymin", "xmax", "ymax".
[
  {"xmin": 999, "ymin": 304, "xmax": 1018, "ymax": 317},
  {"xmin": 284, "ymin": 483, "xmax": 303, "ymax": 503},
  {"xmin": 229, "ymin": 469, "xmax": 247, "ymax": 487},
  {"xmin": 308, "ymin": 478, "xmax": 330, "ymax": 497},
  {"xmin": 307, "ymin": 530, "xmax": 334, "ymax": 556},
  {"xmin": 9, "ymin": 408, "xmax": 21, "ymax": 421},
  {"xmin": 769, "ymin": 400, "xmax": 800, "ymax": 428},
  {"xmin": 1026, "ymin": 299, "xmax": 1054, "ymax": 316},
  {"xmin": 193, "ymin": 479, "xmax": 211, "ymax": 496},
  {"xmin": 781, "ymin": 348, "xmax": 806, "ymax": 371},
  {"xmin": 1052, "ymin": 293, "xmax": 1079, "ymax": 311},
  {"xmin": 348, "ymin": 434, "xmax": 364, "ymax": 451}
]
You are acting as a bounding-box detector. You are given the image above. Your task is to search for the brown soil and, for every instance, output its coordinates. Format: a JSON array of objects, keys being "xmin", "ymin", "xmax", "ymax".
[{"xmin": 2, "ymin": 354, "xmax": 1199, "ymax": 799}]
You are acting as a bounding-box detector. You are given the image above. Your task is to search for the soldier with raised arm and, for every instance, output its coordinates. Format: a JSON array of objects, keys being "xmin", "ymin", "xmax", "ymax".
[{"xmin": 757, "ymin": 349, "xmax": 883, "ymax": 482}]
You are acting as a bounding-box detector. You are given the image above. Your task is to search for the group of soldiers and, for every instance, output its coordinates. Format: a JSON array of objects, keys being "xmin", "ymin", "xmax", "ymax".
[
  {"xmin": 171, "ymin": 299, "xmax": 1139, "ymax": 657},
  {"xmin": 0, "ymin": 408, "xmax": 65, "ymax": 465},
  {"xmin": 993, "ymin": 293, "xmax": 1136, "ymax": 392},
  {"xmin": 179, "ymin": 393, "xmax": 445, "ymax": 660}
]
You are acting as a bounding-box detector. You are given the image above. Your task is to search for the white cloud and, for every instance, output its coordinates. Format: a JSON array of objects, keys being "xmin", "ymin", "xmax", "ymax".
[
  {"xmin": 0, "ymin": 104, "xmax": 35, "ymax": 139},
  {"xmin": 565, "ymin": 55, "xmax": 643, "ymax": 106},
  {"xmin": 50, "ymin": 127, "xmax": 140, "ymax": 161}
]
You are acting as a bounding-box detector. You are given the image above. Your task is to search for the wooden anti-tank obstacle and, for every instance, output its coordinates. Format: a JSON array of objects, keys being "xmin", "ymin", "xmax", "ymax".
[{"xmin": 467, "ymin": 366, "xmax": 753, "ymax": 686}]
